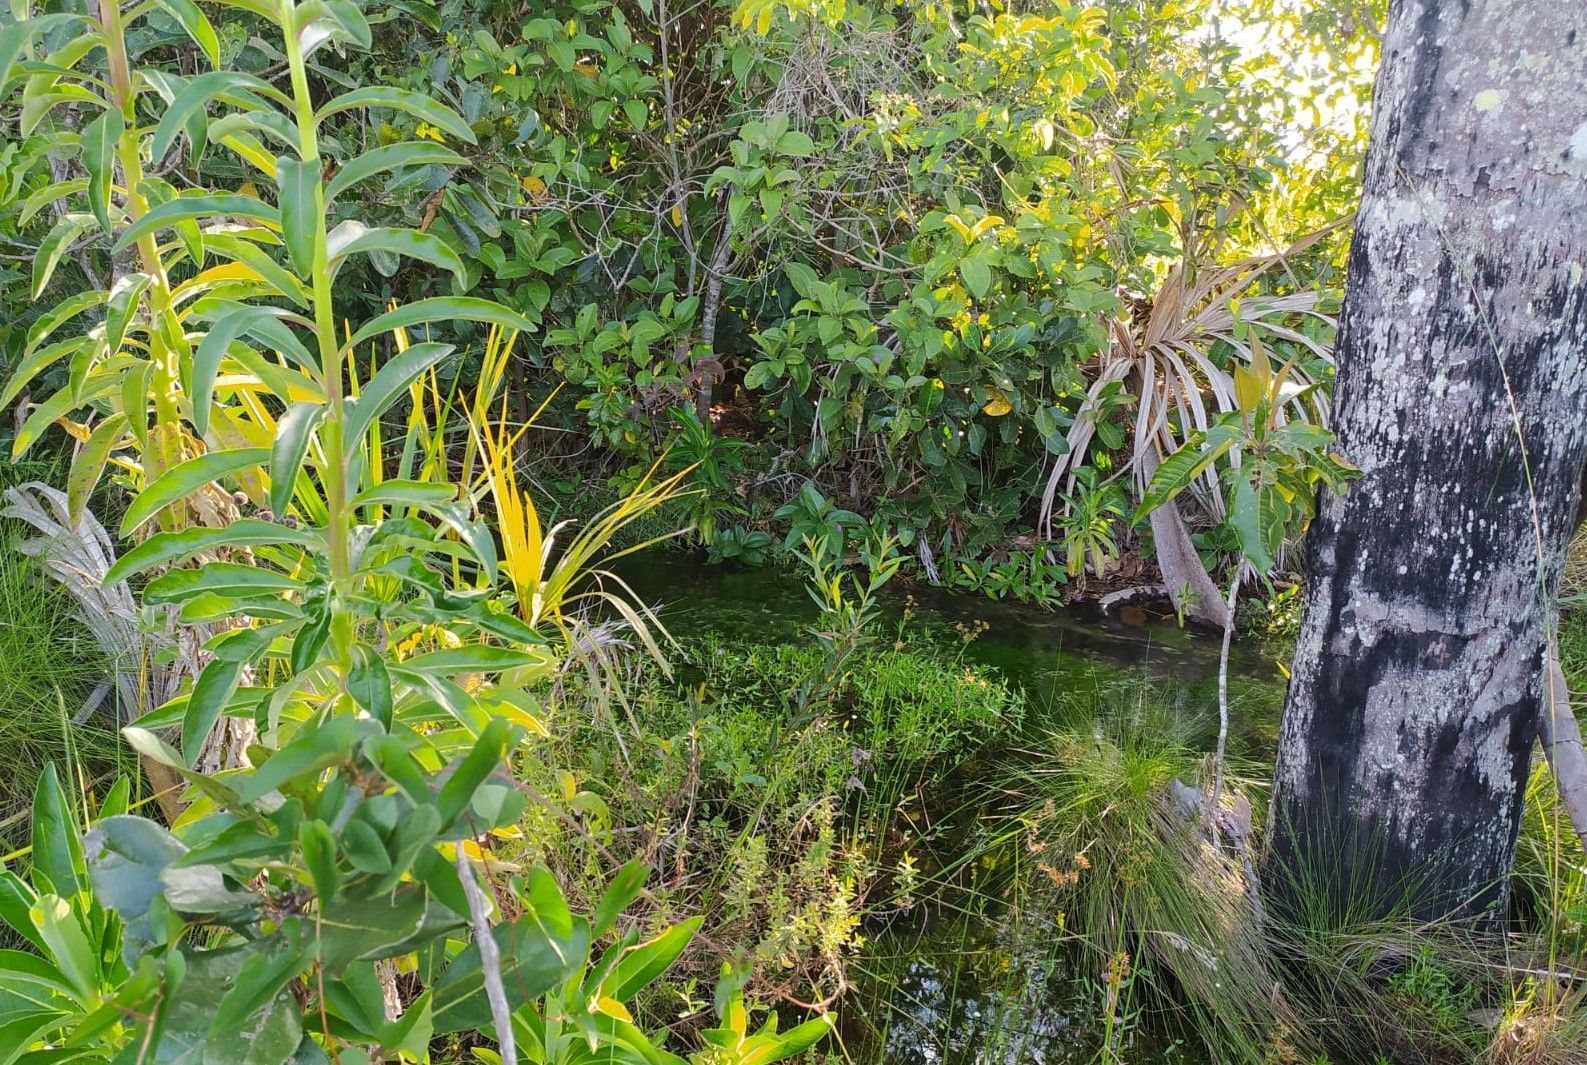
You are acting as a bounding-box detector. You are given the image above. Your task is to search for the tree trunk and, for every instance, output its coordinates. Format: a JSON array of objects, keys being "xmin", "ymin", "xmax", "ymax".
[{"xmin": 1265, "ymin": 0, "xmax": 1587, "ymax": 923}]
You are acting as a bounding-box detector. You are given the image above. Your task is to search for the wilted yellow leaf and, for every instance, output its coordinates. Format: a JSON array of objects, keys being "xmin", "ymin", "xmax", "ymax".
[{"xmin": 982, "ymin": 389, "xmax": 1013, "ymax": 417}]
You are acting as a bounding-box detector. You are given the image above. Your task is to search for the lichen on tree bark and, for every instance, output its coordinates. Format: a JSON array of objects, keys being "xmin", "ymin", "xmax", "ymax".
[{"xmin": 1265, "ymin": 0, "xmax": 1587, "ymax": 922}]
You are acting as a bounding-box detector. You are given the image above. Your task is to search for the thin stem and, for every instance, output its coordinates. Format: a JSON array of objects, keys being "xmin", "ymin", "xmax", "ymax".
[
  {"xmin": 99, "ymin": 0, "xmax": 182, "ymax": 486},
  {"xmin": 456, "ymin": 849, "xmax": 516, "ymax": 1064},
  {"xmin": 1210, "ymin": 560, "xmax": 1243, "ymax": 840},
  {"xmin": 280, "ymin": 0, "xmax": 349, "ymax": 585}
]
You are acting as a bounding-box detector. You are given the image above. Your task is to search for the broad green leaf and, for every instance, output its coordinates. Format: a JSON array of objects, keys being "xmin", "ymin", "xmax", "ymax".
[
  {"xmin": 402, "ymin": 646, "xmax": 545, "ymax": 675},
  {"xmin": 18, "ymin": 285, "xmax": 106, "ymax": 358},
  {"xmin": 297, "ymin": 820, "xmax": 338, "ymax": 901},
  {"xmin": 242, "ymin": 312, "xmax": 317, "ymax": 370},
  {"xmin": 113, "ymin": 195, "xmax": 280, "ymax": 254},
  {"xmin": 315, "ymin": 886, "xmax": 430, "ymax": 972},
  {"xmin": 32, "ymin": 212, "xmax": 95, "ymax": 299},
  {"xmin": 777, "ymin": 129, "xmax": 815, "ymax": 156},
  {"xmin": 365, "ymin": 738, "xmax": 431, "ymax": 808},
  {"xmin": 289, "ymin": 609, "xmax": 330, "ymax": 673},
  {"xmin": 430, "ymin": 909, "xmax": 587, "ymax": 1034},
  {"xmin": 346, "ymin": 645, "xmax": 392, "ymax": 726},
  {"xmin": 105, "ymin": 519, "xmax": 319, "ymax": 583},
  {"xmin": 0, "ymin": 1014, "xmax": 73, "ymax": 1063},
  {"xmin": 182, "ymin": 658, "xmax": 245, "ymax": 766},
  {"xmin": 235, "ymin": 714, "xmax": 361, "ymax": 804},
  {"xmin": 146, "ymin": 564, "xmax": 302, "ymax": 604},
  {"xmin": 190, "ymin": 304, "xmax": 316, "ymax": 390},
  {"xmin": 430, "ymin": 503, "xmax": 498, "ymax": 584},
  {"xmin": 592, "ymin": 859, "xmax": 648, "ymax": 940},
  {"xmin": 82, "ymin": 815, "xmax": 185, "ymax": 963},
  {"xmin": 0, "ymin": 947, "xmax": 73, "ymax": 1000},
  {"xmin": 120, "ymin": 727, "xmax": 188, "ymax": 770},
  {"xmin": 27, "ymin": 897, "xmax": 95, "ymax": 1002},
  {"xmin": 206, "ymin": 108, "xmax": 300, "ymax": 154},
  {"xmin": 20, "ymin": 176, "xmax": 88, "ymax": 227},
  {"xmin": 276, "ymin": 155, "xmax": 323, "ymax": 276},
  {"xmin": 151, "ymin": 943, "xmax": 303, "ymax": 1065},
  {"xmin": 327, "ymin": 222, "xmax": 465, "ymax": 287},
  {"xmin": 21, "ymin": 86, "xmax": 102, "ymax": 138},
  {"xmin": 741, "ymin": 1015, "xmax": 835, "ymax": 1065},
  {"xmin": 191, "ymin": 307, "xmax": 271, "ymax": 435},
  {"xmin": 175, "ymin": 820, "xmax": 289, "ymax": 868},
  {"xmin": 377, "ymin": 807, "xmax": 441, "ymax": 891},
  {"xmin": 959, "ymin": 254, "xmax": 992, "ymax": 300},
  {"xmin": 120, "ymin": 447, "xmax": 270, "ymax": 536},
  {"xmin": 66, "ymin": 412, "xmax": 126, "ymax": 522},
  {"xmin": 209, "ymin": 937, "xmax": 310, "ymax": 1047},
  {"xmin": 298, "ymin": 0, "xmax": 372, "ymax": 52},
  {"xmin": 13, "ymin": 377, "xmax": 110, "ymax": 459},
  {"xmin": 606, "ymin": 917, "xmax": 701, "ymax": 1001},
  {"xmin": 151, "ymin": 71, "xmax": 290, "ymax": 162},
  {"xmin": 1137, "ymin": 423, "xmax": 1240, "ymax": 516},
  {"xmin": 0, "ymin": 874, "xmax": 44, "ymax": 953},
  {"xmin": 118, "ymin": 728, "xmax": 252, "ymax": 819},
  {"xmin": 270, "ymin": 401, "xmax": 325, "ymax": 517},
  {"xmin": 101, "ymin": 272, "xmax": 151, "ymax": 359},
  {"xmin": 348, "ymin": 479, "xmax": 457, "ymax": 510},
  {"xmin": 0, "ymin": 337, "xmax": 83, "ymax": 409},
  {"xmin": 1230, "ymin": 477, "xmax": 1275, "ymax": 575},
  {"xmin": 340, "ymin": 818, "xmax": 391, "ymax": 876},
  {"xmin": 324, "ymin": 142, "xmax": 466, "ymax": 203},
  {"xmin": 80, "ymin": 107, "xmax": 122, "ymax": 232},
  {"xmin": 151, "ymin": 0, "xmax": 222, "ymax": 68},
  {"xmin": 30, "ymin": 765, "xmax": 83, "ymax": 899},
  {"xmin": 199, "ymin": 0, "xmax": 279, "ymax": 18},
  {"xmin": 203, "ymin": 231, "xmax": 312, "ymax": 307},
  {"xmin": 434, "ymin": 719, "xmax": 513, "ymax": 829},
  {"xmin": 0, "ymin": 15, "xmax": 83, "ymax": 90},
  {"xmin": 315, "ymin": 86, "xmax": 477, "ymax": 144},
  {"xmin": 520, "ymin": 865, "xmax": 574, "ymax": 949},
  {"xmin": 344, "ymin": 297, "xmax": 533, "ymax": 352},
  {"xmin": 341, "ymin": 341, "xmax": 455, "ymax": 447}
]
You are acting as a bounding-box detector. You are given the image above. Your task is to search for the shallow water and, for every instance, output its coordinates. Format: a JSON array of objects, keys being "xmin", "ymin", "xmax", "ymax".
[
  {"xmin": 615, "ymin": 555, "xmax": 1287, "ymax": 1063},
  {"xmin": 616, "ymin": 555, "xmax": 1287, "ymax": 756}
]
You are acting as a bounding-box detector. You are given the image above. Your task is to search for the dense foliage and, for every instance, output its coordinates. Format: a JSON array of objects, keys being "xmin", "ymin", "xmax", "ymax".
[
  {"xmin": 2, "ymin": 0, "xmax": 1381, "ymax": 589},
  {"xmin": 20, "ymin": 1, "xmax": 1580, "ymax": 1064}
]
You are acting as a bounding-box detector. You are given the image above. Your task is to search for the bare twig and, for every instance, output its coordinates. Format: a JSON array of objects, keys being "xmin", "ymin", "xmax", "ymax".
[
  {"xmin": 455, "ymin": 849, "xmax": 516, "ymax": 1064},
  {"xmin": 1210, "ymin": 561, "xmax": 1244, "ymax": 839}
]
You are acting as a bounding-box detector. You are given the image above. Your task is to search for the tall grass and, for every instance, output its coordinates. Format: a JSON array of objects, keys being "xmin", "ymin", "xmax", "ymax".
[{"xmin": 0, "ymin": 528, "xmax": 123, "ymax": 849}]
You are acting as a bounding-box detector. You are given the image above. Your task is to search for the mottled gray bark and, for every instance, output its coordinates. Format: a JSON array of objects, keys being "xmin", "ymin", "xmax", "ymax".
[{"xmin": 1265, "ymin": 0, "xmax": 1587, "ymax": 922}]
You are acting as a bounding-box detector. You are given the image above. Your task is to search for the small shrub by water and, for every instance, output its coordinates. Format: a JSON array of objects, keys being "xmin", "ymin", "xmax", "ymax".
[{"xmin": 511, "ymin": 629, "xmax": 1023, "ymax": 1022}]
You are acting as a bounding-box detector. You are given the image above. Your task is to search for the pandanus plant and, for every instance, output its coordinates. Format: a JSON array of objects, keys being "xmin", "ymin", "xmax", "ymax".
[{"xmin": 1039, "ymin": 224, "xmax": 1346, "ymax": 624}]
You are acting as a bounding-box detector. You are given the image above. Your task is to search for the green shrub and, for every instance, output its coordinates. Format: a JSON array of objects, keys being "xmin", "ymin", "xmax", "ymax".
[{"xmin": 516, "ymin": 631, "xmax": 1023, "ymax": 1013}]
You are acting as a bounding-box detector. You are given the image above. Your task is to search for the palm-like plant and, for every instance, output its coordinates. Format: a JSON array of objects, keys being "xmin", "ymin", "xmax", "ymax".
[{"xmin": 1039, "ymin": 224, "xmax": 1345, "ymax": 622}]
